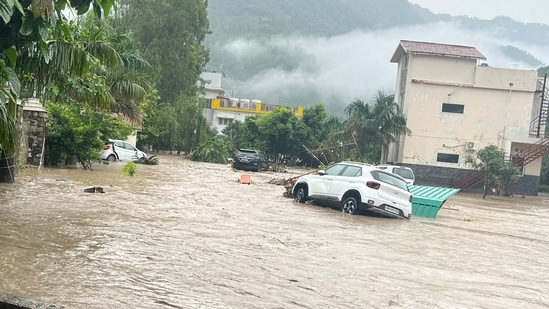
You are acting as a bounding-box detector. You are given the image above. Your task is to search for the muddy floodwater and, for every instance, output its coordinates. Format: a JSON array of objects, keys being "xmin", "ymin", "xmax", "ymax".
[{"xmin": 0, "ymin": 155, "xmax": 548, "ymax": 308}]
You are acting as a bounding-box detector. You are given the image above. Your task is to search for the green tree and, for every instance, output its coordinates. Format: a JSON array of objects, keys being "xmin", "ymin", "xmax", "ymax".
[
  {"xmin": 222, "ymin": 120, "xmax": 247, "ymax": 151},
  {"xmin": 370, "ymin": 91, "xmax": 410, "ymax": 162},
  {"xmin": 45, "ymin": 102, "xmax": 132, "ymax": 169},
  {"xmin": 257, "ymin": 106, "xmax": 311, "ymax": 166},
  {"xmin": 537, "ymin": 65, "xmax": 549, "ymax": 78},
  {"xmin": 114, "ymin": 0, "xmax": 210, "ymax": 101},
  {"xmin": 465, "ymin": 145, "xmax": 521, "ymax": 198},
  {"xmin": 344, "ymin": 91, "xmax": 410, "ymax": 163},
  {"xmin": 0, "ymin": 0, "xmax": 115, "ymax": 180},
  {"xmin": 540, "ymin": 154, "xmax": 549, "ymax": 188},
  {"xmin": 140, "ymin": 102, "xmax": 179, "ymax": 153},
  {"xmin": 176, "ymin": 96, "xmax": 208, "ymax": 154},
  {"xmin": 191, "ymin": 130, "xmax": 234, "ymax": 164},
  {"xmin": 222, "ymin": 115, "xmax": 264, "ymax": 151},
  {"xmin": 18, "ymin": 16, "xmax": 152, "ymax": 121},
  {"xmin": 301, "ymin": 103, "xmax": 328, "ymax": 143}
]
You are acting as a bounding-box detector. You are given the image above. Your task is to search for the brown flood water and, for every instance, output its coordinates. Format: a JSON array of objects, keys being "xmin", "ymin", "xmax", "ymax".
[{"xmin": 0, "ymin": 155, "xmax": 548, "ymax": 309}]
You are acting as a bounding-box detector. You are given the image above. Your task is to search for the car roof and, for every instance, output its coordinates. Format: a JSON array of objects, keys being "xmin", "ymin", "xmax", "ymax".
[
  {"xmin": 376, "ymin": 164, "xmax": 413, "ymax": 170},
  {"xmin": 339, "ymin": 161, "xmax": 374, "ymax": 167},
  {"xmin": 238, "ymin": 148, "xmax": 260, "ymax": 152}
]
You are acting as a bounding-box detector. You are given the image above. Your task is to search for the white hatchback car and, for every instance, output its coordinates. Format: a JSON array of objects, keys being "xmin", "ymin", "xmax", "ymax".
[
  {"xmin": 100, "ymin": 139, "xmax": 147, "ymax": 162},
  {"xmin": 292, "ymin": 161, "xmax": 413, "ymax": 219},
  {"xmin": 375, "ymin": 165, "xmax": 416, "ymax": 186}
]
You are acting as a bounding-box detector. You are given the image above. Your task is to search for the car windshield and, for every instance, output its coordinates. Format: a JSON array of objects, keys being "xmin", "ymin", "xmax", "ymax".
[
  {"xmin": 393, "ymin": 168, "xmax": 413, "ymax": 180},
  {"xmin": 237, "ymin": 150, "xmax": 259, "ymax": 157}
]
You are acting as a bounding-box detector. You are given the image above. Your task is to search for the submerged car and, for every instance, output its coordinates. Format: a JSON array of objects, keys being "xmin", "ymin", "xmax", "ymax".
[
  {"xmin": 375, "ymin": 165, "xmax": 416, "ymax": 185},
  {"xmin": 100, "ymin": 139, "xmax": 147, "ymax": 162},
  {"xmin": 292, "ymin": 161, "xmax": 413, "ymax": 219},
  {"xmin": 232, "ymin": 149, "xmax": 269, "ymax": 172}
]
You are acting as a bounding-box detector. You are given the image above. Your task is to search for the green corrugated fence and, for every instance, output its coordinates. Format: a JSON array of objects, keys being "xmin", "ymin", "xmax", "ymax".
[{"xmin": 409, "ymin": 185, "xmax": 460, "ymax": 218}]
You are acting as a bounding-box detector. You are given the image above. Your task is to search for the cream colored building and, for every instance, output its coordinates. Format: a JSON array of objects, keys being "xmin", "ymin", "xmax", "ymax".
[{"xmin": 388, "ymin": 40, "xmax": 547, "ymax": 195}]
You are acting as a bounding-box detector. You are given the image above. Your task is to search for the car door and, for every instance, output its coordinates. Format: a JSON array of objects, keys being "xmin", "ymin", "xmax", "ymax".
[
  {"xmin": 308, "ymin": 163, "xmax": 346, "ymax": 200},
  {"xmin": 329, "ymin": 165, "xmax": 363, "ymax": 201},
  {"xmin": 113, "ymin": 141, "xmax": 126, "ymax": 160},
  {"xmin": 123, "ymin": 142, "xmax": 139, "ymax": 161},
  {"xmin": 114, "ymin": 141, "xmax": 136, "ymax": 161}
]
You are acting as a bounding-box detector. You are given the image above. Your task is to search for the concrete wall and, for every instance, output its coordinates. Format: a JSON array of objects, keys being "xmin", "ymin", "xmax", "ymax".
[
  {"xmin": 14, "ymin": 99, "xmax": 48, "ymax": 167},
  {"xmin": 405, "ymin": 163, "xmax": 540, "ymax": 196}
]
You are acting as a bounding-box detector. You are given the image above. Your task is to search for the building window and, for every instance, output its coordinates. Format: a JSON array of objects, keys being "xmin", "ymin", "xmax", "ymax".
[
  {"xmin": 437, "ymin": 153, "xmax": 459, "ymax": 163},
  {"xmin": 442, "ymin": 103, "xmax": 464, "ymax": 114},
  {"xmin": 218, "ymin": 118, "xmax": 233, "ymax": 125}
]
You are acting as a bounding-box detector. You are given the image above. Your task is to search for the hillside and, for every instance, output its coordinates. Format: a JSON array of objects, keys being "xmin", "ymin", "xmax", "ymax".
[{"xmin": 204, "ymin": 0, "xmax": 549, "ymax": 114}]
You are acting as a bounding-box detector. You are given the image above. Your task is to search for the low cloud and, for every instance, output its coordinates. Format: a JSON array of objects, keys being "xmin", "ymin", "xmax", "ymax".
[{"xmin": 219, "ymin": 21, "xmax": 549, "ymax": 115}]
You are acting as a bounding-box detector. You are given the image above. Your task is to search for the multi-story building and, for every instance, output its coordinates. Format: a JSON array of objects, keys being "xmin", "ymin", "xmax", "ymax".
[
  {"xmin": 200, "ymin": 71, "xmax": 304, "ymax": 133},
  {"xmin": 388, "ymin": 40, "xmax": 548, "ymax": 195}
]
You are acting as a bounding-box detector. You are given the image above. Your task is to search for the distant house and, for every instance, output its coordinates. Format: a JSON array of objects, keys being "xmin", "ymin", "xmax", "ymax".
[
  {"xmin": 388, "ymin": 40, "xmax": 547, "ymax": 195},
  {"xmin": 200, "ymin": 71, "xmax": 303, "ymax": 133}
]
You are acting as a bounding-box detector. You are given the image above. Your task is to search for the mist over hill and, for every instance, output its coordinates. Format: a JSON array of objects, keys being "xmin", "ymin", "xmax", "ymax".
[{"xmin": 204, "ymin": 0, "xmax": 549, "ymax": 115}]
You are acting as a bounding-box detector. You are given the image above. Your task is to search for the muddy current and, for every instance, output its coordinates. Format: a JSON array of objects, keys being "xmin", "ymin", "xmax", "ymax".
[{"xmin": 0, "ymin": 155, "xmax": 548, "ymax": 309}]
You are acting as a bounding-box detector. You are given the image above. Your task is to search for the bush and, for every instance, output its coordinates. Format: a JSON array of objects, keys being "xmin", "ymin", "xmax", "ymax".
[
  {"xmin": 44, "ymin": 102, "xmax": 134, "ymax": 169},
  {"xmin": 122, "ymin": 161, "xmax": 137, "ymax": 176}
]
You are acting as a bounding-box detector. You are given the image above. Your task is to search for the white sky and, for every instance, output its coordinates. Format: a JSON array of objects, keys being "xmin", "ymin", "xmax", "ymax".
[{"xmin": 409, "ymin": 0, "xmax": 549, "ymax": 25}]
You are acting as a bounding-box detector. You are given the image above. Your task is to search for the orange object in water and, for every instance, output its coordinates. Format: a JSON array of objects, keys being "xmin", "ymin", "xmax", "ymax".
[{"xmin": 240, "ymin": 174, "xmax": 251, "ymax": 185}]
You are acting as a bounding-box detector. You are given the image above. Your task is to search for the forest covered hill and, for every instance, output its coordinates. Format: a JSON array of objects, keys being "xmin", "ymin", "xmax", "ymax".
[{"xmin": 204, "ymin": 0, "xmax": 549, "ymax": 114}]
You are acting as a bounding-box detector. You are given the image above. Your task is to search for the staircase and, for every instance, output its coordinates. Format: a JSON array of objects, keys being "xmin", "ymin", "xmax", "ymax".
[
  {"xmin": 454, "ymin": 136, "xmax": 549, "ymax": 191},
  {"xmin": 513, "ymin": 136, "xmax": 549, "ymax": 166},
  {"xmin": 530, "ymin": 76, "xmax": 549, "ymax": 137}
]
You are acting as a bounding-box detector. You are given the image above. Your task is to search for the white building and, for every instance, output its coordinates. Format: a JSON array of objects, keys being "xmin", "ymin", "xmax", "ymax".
[{"xmin": 200, "ymin": 71, "xmax": 303, "ymax": 133}]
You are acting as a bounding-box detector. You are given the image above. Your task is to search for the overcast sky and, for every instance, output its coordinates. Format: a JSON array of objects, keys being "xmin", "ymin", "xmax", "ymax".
[{"xmin": 409, "ymin": 0, "xmax": 549, "ymax": 25}]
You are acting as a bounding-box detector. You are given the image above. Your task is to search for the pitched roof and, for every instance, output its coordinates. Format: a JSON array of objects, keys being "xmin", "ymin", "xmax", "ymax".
[{"xmin": 390, "ymin": 40, "xmax": 486, "ymax": 63}]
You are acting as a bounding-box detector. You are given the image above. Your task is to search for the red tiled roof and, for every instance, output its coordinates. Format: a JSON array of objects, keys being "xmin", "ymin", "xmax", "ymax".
[{"xmin": 390, "ymin": 40, "xmax": 486, "ymax": 62}]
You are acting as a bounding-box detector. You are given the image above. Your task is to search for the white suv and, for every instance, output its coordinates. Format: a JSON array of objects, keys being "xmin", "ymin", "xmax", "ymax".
[{"xmin": 292, "ymin": 161, "xmax": 412, "ymax": 219}]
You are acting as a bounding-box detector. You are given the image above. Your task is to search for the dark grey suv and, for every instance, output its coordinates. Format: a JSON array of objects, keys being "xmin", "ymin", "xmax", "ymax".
[{"xmin": 233, "ymin": 149, "xmax": 269, "ymax": 172}]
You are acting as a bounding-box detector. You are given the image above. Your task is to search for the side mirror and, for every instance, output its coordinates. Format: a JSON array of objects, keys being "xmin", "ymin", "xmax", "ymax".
[{"xmin": 317, "ymin": 170, "xmax": 326, "ymax": 175}]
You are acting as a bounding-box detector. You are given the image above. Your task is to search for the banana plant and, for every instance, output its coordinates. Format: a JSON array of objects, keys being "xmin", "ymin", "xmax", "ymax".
[{"xmin": 0, "ymin": 0, "xmax": 115, "ymax": 159}]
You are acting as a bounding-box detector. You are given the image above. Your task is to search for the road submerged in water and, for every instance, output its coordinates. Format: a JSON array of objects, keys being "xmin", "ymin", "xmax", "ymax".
[{"xmin": 0, "ymin": 155, "xmax": 548, "ymax": 309}]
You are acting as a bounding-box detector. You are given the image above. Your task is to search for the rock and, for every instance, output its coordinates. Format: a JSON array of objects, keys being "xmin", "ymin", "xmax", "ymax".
[{"xmin": 83, "ymin": 186, "xmax": 105, "ymax": 193}]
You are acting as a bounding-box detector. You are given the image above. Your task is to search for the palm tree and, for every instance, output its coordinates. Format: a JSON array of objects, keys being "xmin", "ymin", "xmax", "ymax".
[
  {"xmin": 18, "ymin": 17, "xmax": 151, "ymax": 119},
  {"xmin": 370, "ymin": 91, "xmax": 410, "ymax": 162},
  {"xmin": 344, "ymin": 91, "xmax": 410, "ymax": 163},
  {"xmin": 0, "ymin": 63, "xmax": 18, "ymax": 157},
  {"xmin": 344, "ymin": 98, "xmax": 374, "ymax": 161},
  {"xmin": 0, "ymin": 0, "xmax": 116, "ymax": 182}
]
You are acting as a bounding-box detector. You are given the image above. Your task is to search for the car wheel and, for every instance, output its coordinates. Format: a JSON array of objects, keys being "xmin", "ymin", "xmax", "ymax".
[
  {"xmin": 341, "ymin": 196, "xmax": 359, "ymax": 214},
  {"xmin": 294, "ymin": 187, "xmax": 307, "ymax": 203},
  {"xmin": 107, "ymin": 154, "xmax": 117, "ymax": 161}
]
